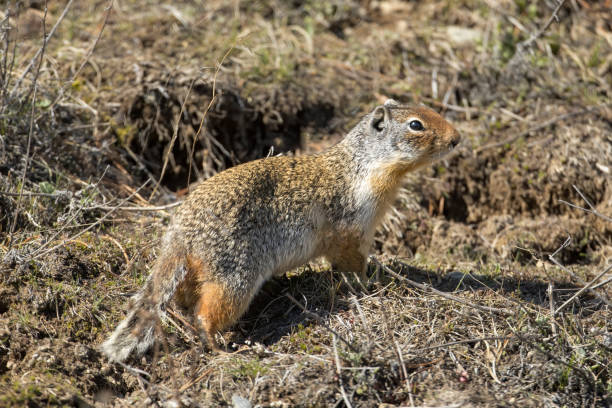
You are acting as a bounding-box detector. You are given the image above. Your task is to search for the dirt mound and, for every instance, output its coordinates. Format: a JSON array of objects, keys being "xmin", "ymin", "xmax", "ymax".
[
  {"xmin": 426, "ymin": 113, "xmax": 612, "ymax": 223},
  {"xmin": 115, "ymin": 68, "xmax": 336, "ymax": 190}
]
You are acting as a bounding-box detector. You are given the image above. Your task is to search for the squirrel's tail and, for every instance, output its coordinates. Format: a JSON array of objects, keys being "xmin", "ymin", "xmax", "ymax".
[{"xmin": 101, "ymin": 248, "xmax": 187, "ymax": 362}]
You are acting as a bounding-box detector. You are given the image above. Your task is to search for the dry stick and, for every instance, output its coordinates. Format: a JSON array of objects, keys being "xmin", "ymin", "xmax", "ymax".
[
  {"xmin": 559, "ymin": 200, "xmax": 612, "ymax": 223},
  {"xmin": 6, "ymin": 86, "xmax": 36, "ymax": 251},
  {"xmin": 511, "ymin": 330, "xmax": 593, "ymax": 383},
  {"xmin": 411, "ymin": 336, "xmax": 515, "ymax": 353},
  {"xmin": 376, "ymin": 291, "xmax": 410, "ymax": 400},
  {"xmin": 6, "ymin": 2, "xmax": 49, "ymax": 252},
  {"xmin": 393, "ymin": 338, "xmax": 411, "ymax": 404},
  {"xmin": 0, "ymin": 191, "xmax": 70, "ymax": 198},
  {"xmin": 552, "ymin": 185, "xmax": 612, "ymax": 308},
  {"xmin": 100, "ymin": 234, "xmax": 129, "ymax": 264},
  {"xmin": 187, "ymin": 93, "xmax": 217, "ymax": 187},
  {"xmin": 591, "ymin": 275, "xmax": 612, "ymax": 290},
  {"xmin": 514, "ymin": 0, "xmax": 569, "ymax": 57},
  {"xmin": 332, "ymin": 334, "xmax": 353, "ymax": 408},
  {"xmin": 554, "ymin": 263, "xmax": 612, "ymax": 315},
  {"xmin": 31, "ymin": 180, "xmax": 150, "ymax": 260},
  {"xmin": 23, "ymin": 167, "xmax": 110, "ymax": 256},
  {"xmin": 178, "ymin": 368, "xmax": 214, "ymax": 393},
  {"xmin": 559, "ymin": 184, "xmax": 612, "ymax": 223},
  {"xmin": 549, "ymin": 254, "xmax": 612, "ymax": 308},
  {"xmin": 150, "ymin": 78, "xmax": 196, "ymax": 200},
  {"xmin": 46, "ymin": 0, "xmax": 113, "ymax": 113},
  {"xmin": 9, "ymin": 0, "xmax": 74, "ymax": 97},
  {"xmin": 164, "ymin": 313, "xmax": 196, "ymax": 345},
  {"xmin": 82, "ymin": 201, "xmax": 181, "ymax": 212},
  {"xmin": 548, "ymin": 283, "xmax": 558, "ymax": 336},
  {"xmin": 0, "ymin": 10, "xmax": 17, "ymax": 112},
  {"xmin": 118, "ymin": 361, "xmax": 151, "ymax": 382},
  {"xmin": 350, "ymin": 296, "xmax": 373, "ymax": 352},
  {"xmin": 187, "ymin": 44, "xmax": 237, "ymax": 190},
  {"xmin": 370, "ymin": 257, "xmax": 513, "ymax": 315},
  {"xmin": 167, "ymin": 308, "xmax": 199, "ymax": 334},
  {"xmin": 459, "ymin": 267, "xmax": 535, "ymax": 315},
  {"xmin": 475, "ymin": 108, "xmax": 592, "ymax": 153},
  {"xmin": 285, "ymin": 293, "xmax": 358, "ymax": 353}
]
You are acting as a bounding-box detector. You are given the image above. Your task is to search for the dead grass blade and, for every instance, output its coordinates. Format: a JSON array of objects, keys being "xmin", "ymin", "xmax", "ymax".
[
  {"xmin": 9, "ymin": 0, "xmax": 74, "ymax": 98},
  {"xmin": 150, "ymin": 78, "xmax": 195, "ymax": 199},
  {"xmin": 549, "ymin": 246, "xmax": 611, "ymax": 308},
  {"xmin": 332, "ymin": 334, "xmax": 353, "ymax": 408},
  {"xmin": 554, "ymin": 263, "xmax": 612, "ymax": 315},
  {"xmin": 370, "ymin": 257, "xmax": 514, "ymax": 315},
  {"xmin": 7, "ymin": 2, "xmax": 49, "ymax": 251},
  {"xmin": 46, "ymin": 0, "xmax": 113, "ymax": 113},
  {"xmin": 82, "ymin": 202, "xmax": 181, "ymax": 212},
  {"xmin": 286, "ymin": 293, "xmax": 358, "ymax": 353},
  {"xmin": 513, "ymin": 0, "xmax": 569, "ymax": 60},
  {"xmin": 559, "ymin": 185, "xmax": 612, "ymax": 223},
  {"xmin": 31, "ymin": 180, "xmax": 151, "ymax": 260},
  {"xmin": 475, "ymin": 107, "xmax": 595, "ymax": 153}
]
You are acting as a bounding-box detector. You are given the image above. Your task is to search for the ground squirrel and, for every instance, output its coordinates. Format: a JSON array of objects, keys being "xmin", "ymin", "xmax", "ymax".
[{"xmin": 101, "ymin": 99, "xmax": 460, "ymax": 362}]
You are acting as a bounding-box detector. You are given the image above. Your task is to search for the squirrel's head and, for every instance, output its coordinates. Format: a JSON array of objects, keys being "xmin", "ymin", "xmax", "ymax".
[{"xmin": 367, "ymin": 99, "xmax": 460, "ymax": 170}]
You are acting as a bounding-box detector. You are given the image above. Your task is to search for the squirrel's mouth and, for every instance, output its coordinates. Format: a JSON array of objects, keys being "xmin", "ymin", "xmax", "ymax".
[{"xmin": 431, "ymin": 144, "xmax": 458, "ymax": 161}]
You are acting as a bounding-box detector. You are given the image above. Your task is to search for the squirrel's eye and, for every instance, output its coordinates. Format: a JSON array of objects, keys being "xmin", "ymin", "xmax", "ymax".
[{"xmin": 409, "ymin": 120, "xmax": 424, "ymax": 131}]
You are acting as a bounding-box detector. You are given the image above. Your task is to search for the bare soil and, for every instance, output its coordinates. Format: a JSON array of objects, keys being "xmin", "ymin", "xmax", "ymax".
[{"xmin": 1, "ymin": 1, "xmax": 611, "ymax": 407}]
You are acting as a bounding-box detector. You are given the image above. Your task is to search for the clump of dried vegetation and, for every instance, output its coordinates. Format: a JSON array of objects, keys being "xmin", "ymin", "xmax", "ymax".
[{"xmin": 0, "ymin": 0, "xmax": 610, "ymax": 406}]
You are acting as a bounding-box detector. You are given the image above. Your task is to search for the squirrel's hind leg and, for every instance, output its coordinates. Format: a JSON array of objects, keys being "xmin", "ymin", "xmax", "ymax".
[
  {"xmin": 194, "ymin": 281, "xmax": 245, "ymax": 352},
  {"xmin": 176, "ymin": 255, "xmax": 244, "ymax": 352}
]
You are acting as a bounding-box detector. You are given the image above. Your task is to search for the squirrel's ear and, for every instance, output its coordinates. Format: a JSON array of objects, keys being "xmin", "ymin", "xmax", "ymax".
[
  {"xmin": 370, "ymin": 105, "xmax": 391, "ymax": 134},
  {"xmin": 384, "ymin": 99, "xmax": 399, "ymax": 107}
]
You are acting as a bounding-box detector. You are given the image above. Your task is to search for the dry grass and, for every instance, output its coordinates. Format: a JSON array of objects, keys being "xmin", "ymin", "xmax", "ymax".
[{"xmin": 0, "ymin": 0, "xmax": 611, "ymax": 406}]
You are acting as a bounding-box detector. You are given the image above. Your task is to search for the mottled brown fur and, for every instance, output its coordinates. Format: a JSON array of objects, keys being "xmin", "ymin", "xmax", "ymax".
[{"xmin": 101, "ymin": 100, "xmax": 460, "ymax": 362}]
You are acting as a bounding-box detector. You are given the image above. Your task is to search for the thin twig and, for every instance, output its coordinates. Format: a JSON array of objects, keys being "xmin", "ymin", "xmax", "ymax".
[
  {"xmin": 548, "ymin": 254, "xmax": 611, "ymax": 308},
  {"xmin": 19, "ymin": 167, "xmax": 110, "ymax": 258},
  {"xmin": 548, "ymin": 283, "xmax": 558, "ymax": 336},
  {"xmin": 554, "ymin": 263, "xmax": 612, "ymax": 315},
  {"xmin": 559, "ymin": 200, "xmax": 612, "ymax": 223},
  {"xmin": 591, "ymin": 275, "xmax": 612, "ymax": 290},
  {"xmin": 47, "ymin": 0, "xmax": 113, "ymax": 112},
  {"xmin": 100, "ymin": 234, "xmax": 129, "ymax": 264},
  {"xmin": 82, "ymin": 201, "xmax": 181, "ymax": 212},
  {"xmin": 187, "ymin": 43, "xmax": 237, "ymax": 190},
  {"xmin": 332, "ymin": 334, "xmax": 353, "ymax": 408},
  {"xmin": 514, "ymin": 0, "xmax": 569, "ymax": 56},
  {"xmin": 410, "ymin": 336, "xmax": 515, "ymax": 353},
  {"xmin": 0, "ymin": 7, "xmax": 18, "ymax": 113},
  {"xmin": 0, "ymin": 190, "xmax": 70, "ymax": 198},
  {"xmin": 370, "ymin": 257, "xmax": 513, "ymax": 315},
  {"xmin": 476, "ymin": 108, "xmax": 593, "ymax": 153},
  {"xmin": 167, "ymin": 308, "xmax": 199, "ymax": 334},
  {"xmin": 7, "ymin": 2, "xmax": 48, "ymax": 251},
  {"xmin": 150, "ymin": 78, "xmax": 196, "ymax": 199},
  {"xmin": 286, "ymin": 293, "xmax": 358, "ymax": 353},
  {"xmin": 31, "ymin": 180, "xmax": 150, "ymax": 259},
  {"xmin": 178, "ymin": 368, "xmax": 214, "ymax": 393},
  {"xmin": 9, "ymin": 0, "xmax": 74, "ymax": 97},
  {"xmin": 558, "ymin": 185, "xmax": 612, "ymax": 223}
]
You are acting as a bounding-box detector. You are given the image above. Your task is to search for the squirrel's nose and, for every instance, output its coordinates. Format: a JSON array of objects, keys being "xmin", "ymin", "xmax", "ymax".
[{"xmin": 449, "ymin": 130, "xmax": 461, "ymax": 148}]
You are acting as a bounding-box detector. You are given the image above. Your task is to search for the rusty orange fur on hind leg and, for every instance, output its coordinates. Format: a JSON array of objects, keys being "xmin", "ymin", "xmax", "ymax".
[
  {"xmin": 175, "ymin": 255, "xmax": 233, "ymax": 352},
  {"xmin": 195, "ymin": 281, "xmax": 241, "ymax": 352}
]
